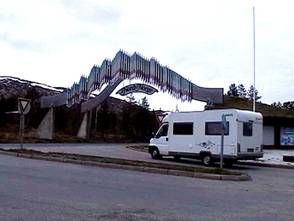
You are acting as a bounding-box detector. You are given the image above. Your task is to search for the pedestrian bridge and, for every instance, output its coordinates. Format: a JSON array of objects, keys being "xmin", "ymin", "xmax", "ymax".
[{"xmin": 41, "ymin": 50, "xmax": 223, "ymax": 112}]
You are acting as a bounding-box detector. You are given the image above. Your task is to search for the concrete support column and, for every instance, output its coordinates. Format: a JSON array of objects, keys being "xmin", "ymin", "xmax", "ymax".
[
  {"xmin": 37, "ymin": 107, "xmax": 54, "ymax": 140},
  {"xmin": 87, "ymin": 110, "xmax": 92, "ymax": 140},
  {"xmin": 77, "ymin": 112, "xmax": 88, "ymax": 139}
]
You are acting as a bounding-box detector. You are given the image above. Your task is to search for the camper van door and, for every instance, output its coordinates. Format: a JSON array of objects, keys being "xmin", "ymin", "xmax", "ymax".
[{"xmin": 153, "ymin": 123, "xmax": 169, "ymax": 155}]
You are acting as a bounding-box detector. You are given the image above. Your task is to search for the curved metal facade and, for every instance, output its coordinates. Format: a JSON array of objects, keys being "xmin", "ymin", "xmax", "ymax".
[{"xmin": 41, "ymin": 50, "xmax": 223, "ymax": 110}]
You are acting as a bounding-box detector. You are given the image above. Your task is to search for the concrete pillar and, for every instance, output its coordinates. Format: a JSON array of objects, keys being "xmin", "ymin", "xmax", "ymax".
[
  {"xmin": 77, "ymin": 113, "xmax": 88, "ymax": 139},
  {"xmin": 87, "ymin": 110, "xmax": 92, "ymax": 139},
  {"xmin": 37, "ymin": 107, "xmax": 54, "ymax": 140}
]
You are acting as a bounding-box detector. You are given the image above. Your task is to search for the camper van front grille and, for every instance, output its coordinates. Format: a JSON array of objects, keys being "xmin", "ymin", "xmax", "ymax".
[{"xmin": 247, "ymin": 148, "xmax": 254, "ymax": 152}]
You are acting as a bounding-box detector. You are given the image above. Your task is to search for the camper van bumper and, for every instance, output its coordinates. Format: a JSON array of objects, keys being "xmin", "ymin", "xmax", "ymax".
[
  {"xmin": 236, "ymin": 152, "xmax": 263, "ymax": 160},
  {"xmin": 210, "ymin": 153, "xmax": 263, "ymax": 161}
]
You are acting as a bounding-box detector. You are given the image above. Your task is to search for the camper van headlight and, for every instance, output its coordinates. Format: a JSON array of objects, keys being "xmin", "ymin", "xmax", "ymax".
[{"xmin": 237, "ymin": 143, "xmax": 241, "ymax": 153}]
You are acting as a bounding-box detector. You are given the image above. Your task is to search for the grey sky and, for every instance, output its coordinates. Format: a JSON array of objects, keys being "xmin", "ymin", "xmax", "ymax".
[{"xmin": 0, "ymin": 0, "xmax": 293, "ymax": 111}]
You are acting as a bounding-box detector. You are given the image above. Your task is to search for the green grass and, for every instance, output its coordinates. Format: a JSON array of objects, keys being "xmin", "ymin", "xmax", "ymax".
[{"xmin": 2, "ymin": 148, "xmax": 241, "ymax": 176}]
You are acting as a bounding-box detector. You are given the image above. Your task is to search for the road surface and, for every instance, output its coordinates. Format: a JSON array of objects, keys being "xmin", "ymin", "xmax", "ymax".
[{"xmin": 0, "ymin": 154, "xmax": 293, "ymax": 221}]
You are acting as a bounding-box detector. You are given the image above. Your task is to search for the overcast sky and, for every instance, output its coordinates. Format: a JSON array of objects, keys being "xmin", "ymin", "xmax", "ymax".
[{"xmin": 0, "ymin": 0, "xmax": 293, "ymax": 111}]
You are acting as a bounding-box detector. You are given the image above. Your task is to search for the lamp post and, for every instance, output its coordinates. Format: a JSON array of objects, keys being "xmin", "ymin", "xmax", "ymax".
[{"xmin": 253, "ymin": 6, "xmax": 256, "ymax": 112}]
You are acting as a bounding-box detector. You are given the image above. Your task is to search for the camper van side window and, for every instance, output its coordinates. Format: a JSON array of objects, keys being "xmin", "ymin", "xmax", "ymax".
[
  {"xmin": 173, "ymin": 122, "xmax": 193, "ymax": 135},
  {"xmin": 155, "ymin": 123, "xmax": 168, "ymax": 138},
  {"xmin": 205, "ymin": 122, "xmax": 229, "ymax": 135},
  {"xmin": 243, "ymin": 122, "xmax": 253, "ymax": 136}
]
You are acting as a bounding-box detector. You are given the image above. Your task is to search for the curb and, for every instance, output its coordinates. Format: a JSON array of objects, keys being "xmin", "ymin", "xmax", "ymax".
[
  {"xmin": 127, "ymin": 145, "xmax": 294, "ymax": 170},
  {"xmin": 0, "ymin": 150, "xmax": 250, "ymax": 181},
  {"xmin": 283, "ymin": 155, "xmax": 294, "ymax": 163},
  {"xmin": 238, "ymin": 161, "xmax": 294, "ymax": 170}
]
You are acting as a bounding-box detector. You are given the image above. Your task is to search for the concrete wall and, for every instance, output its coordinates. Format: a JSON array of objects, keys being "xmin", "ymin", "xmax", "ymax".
[{"xmin": 263, "ymin": 126, "xmax": 275, "ymax": 146}]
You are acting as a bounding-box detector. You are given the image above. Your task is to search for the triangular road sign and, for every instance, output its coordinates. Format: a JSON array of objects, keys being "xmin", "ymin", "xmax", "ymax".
[
  {"xmin": 18, "ymin": 98, "xmax": 31, "ymax": 115},
  {"xmin": 20, "ymin": 100, "xmax": 29, "ymax": 112}
]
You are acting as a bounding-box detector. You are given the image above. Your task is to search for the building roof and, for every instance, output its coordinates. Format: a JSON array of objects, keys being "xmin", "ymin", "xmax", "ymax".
[{"xmin": 207, "ymin": 96, "xmax": 294, "ymax": 119}]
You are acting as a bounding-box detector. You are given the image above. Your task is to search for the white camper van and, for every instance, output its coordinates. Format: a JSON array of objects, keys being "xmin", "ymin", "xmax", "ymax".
[{"xmin": 149, "ymin": 109, "xmax": 263, "ymax": 166}]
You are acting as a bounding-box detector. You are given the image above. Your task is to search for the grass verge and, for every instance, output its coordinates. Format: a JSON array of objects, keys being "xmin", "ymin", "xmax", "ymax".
[{"xmin": 1, "ymin": 148, "xmax": 241, "ymax": 176}]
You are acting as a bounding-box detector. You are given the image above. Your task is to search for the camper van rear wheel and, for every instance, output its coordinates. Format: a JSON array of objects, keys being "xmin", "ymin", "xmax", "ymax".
[
  {"xmin": 202, "ymin": 154, "xmax": 213, "ymax": 166},
  {"xmin": 151, "ymin": 148, "xmax": 161, "ymax": 160}
]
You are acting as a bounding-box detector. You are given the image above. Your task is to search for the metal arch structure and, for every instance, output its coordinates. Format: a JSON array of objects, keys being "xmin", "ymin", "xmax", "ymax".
[{"xmin": 41, "ymin": 50, "xmax": 223, "ymax": 112}]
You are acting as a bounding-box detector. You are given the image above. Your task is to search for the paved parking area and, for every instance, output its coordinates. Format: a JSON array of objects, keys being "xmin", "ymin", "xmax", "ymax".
[{"xmin": 1, "ymin": 143, "xmax": 293, "ymax": 168}]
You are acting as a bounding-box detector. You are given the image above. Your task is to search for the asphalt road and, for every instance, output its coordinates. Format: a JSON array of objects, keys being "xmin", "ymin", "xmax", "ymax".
[{"xmin": 0, "ymin": 154, "xmax": 293, "ymax": 221}]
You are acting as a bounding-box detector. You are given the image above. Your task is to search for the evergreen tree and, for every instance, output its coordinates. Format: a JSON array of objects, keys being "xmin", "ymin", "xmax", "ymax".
[
  {"xmin": 140, "ymin": 96, "xmax": 150, "ymax": 110},
  {"xmin": 96, "ymin": 101, "xmax": 110, "ymax": 137},
  {"xmin": 247, "ymin": 85, "xmax": 261, "ymax": 101},
  {"xmin": 237, "ymin": 84, "xmax": 247, "ymax": 98},
  {"xmin": 126, "ymin": 93, "xmax": 136, "ymax": 104},
  {"xmin": 271, "ymin": 102, "xmax": 283, "ymax": 108},
  {"xmin": 227, "ymin": 83, "xmax": 239, "ymax": 97},
  {"xmin": 283, "ymin": 101, "xmax": 294, "ymax": 111},
  {"xmin": 121, "ymin": 104, "xmax": 132, "ymax": 137}
]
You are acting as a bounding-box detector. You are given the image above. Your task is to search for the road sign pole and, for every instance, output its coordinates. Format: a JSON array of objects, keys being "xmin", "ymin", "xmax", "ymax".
[
  {"xmin": 220, "ymin": 129, "xmax": 224, "ymax": 169},
  {"xmin": 19, "ymin": 114, "xmax": 25, "ymax": 149},
  {"xmin": 18, "ymin": 97, "xmax": 31, "ymax": 150},
  {"xmin": 220, "ymin": 114, "xmax": 233, "ymax": 169}
]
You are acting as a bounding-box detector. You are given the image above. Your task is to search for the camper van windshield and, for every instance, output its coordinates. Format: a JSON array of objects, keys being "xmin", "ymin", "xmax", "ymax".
[{"xmin": 155, "ymin": 123, "xmax": 168, "ymax": 138}]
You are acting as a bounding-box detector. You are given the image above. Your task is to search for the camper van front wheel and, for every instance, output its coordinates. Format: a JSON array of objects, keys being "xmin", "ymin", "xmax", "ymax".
[
  {"xmin": 151, "ymin": 148, "xmax": 161, "ymax": 159},
  {"xmin": 202, "ymin": 154, "xmax": 213, "ymax": 166}
]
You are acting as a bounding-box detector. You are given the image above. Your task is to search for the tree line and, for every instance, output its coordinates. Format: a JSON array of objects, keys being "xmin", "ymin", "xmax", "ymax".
[
  {"xmin": 271, "ymin": 101, "xmax": 294, "ymax": 111},
  {"xmin": 226, "ymin": 83, "xmax": 261, "ymax": 101},
  {"xmin": 226, "ymin": 83, "xmax": 294, "ymax": 111},
  {"xmin": 91, "ymin": 95, "xmax": 158, "ymax": 142}
]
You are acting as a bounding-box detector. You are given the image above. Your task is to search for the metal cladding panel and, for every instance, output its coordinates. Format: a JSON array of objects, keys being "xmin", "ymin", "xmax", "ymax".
[
  {"xmin": 192, "ymin": 85, "xmax": 224, "ymax": 104},
  {"xmin": 123, "ymin": 53, "xmax": 131, "ymax": 77},
  {"xmin": 112, "ymin": 51, "xmax": 122, "ymax": 77},
  {"xmin": 41, "ymin": 92, "xmax": 68, "ymax": 108},
  {"xmin": 112, "ymin": 51, "xmax": 131, "ymax": 78},
  {"xmin": 136, "ymin": 53, "xmax": 143, "ymax": 78},
  {"xmin": 180, "ymin": 77, "xmax": 191, "ymax": 101},
  {"xmin": 94, "ymin": 66, "xmax": 101, "ymax": 89},
  {"xmin": 100, "ymin": 59, "xmax": 109, "ymax": 84},
  {"xmin": 130, "ymin": 53, "xmax": 137, "ymax": 77},
  {"xmin": 81, "ymin": 78, "xmax": 123, "ymax": 113},
  {"xmin": 87, "ymin": 66, "xmax": 96, "ymax": 92},
  {"xmin": 150, "ymin": 58, "xmax": 157, "ymax": 83},
  {"xmin": 162, "ymin": 67, "xmax": 168, "ymax": 91}
]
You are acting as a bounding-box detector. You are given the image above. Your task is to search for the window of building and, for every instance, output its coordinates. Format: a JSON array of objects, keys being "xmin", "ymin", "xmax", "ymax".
[
  {"xmin": 205, "ymin": 121, "xmax": 229, "ymax": 135},
  {"xmin": 243, "ymin": 122, "xmax": 253, "ymax": 136},
  {"xmin": 173, "ymin": 122, "xmax": 193, "ymax": 135}
]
